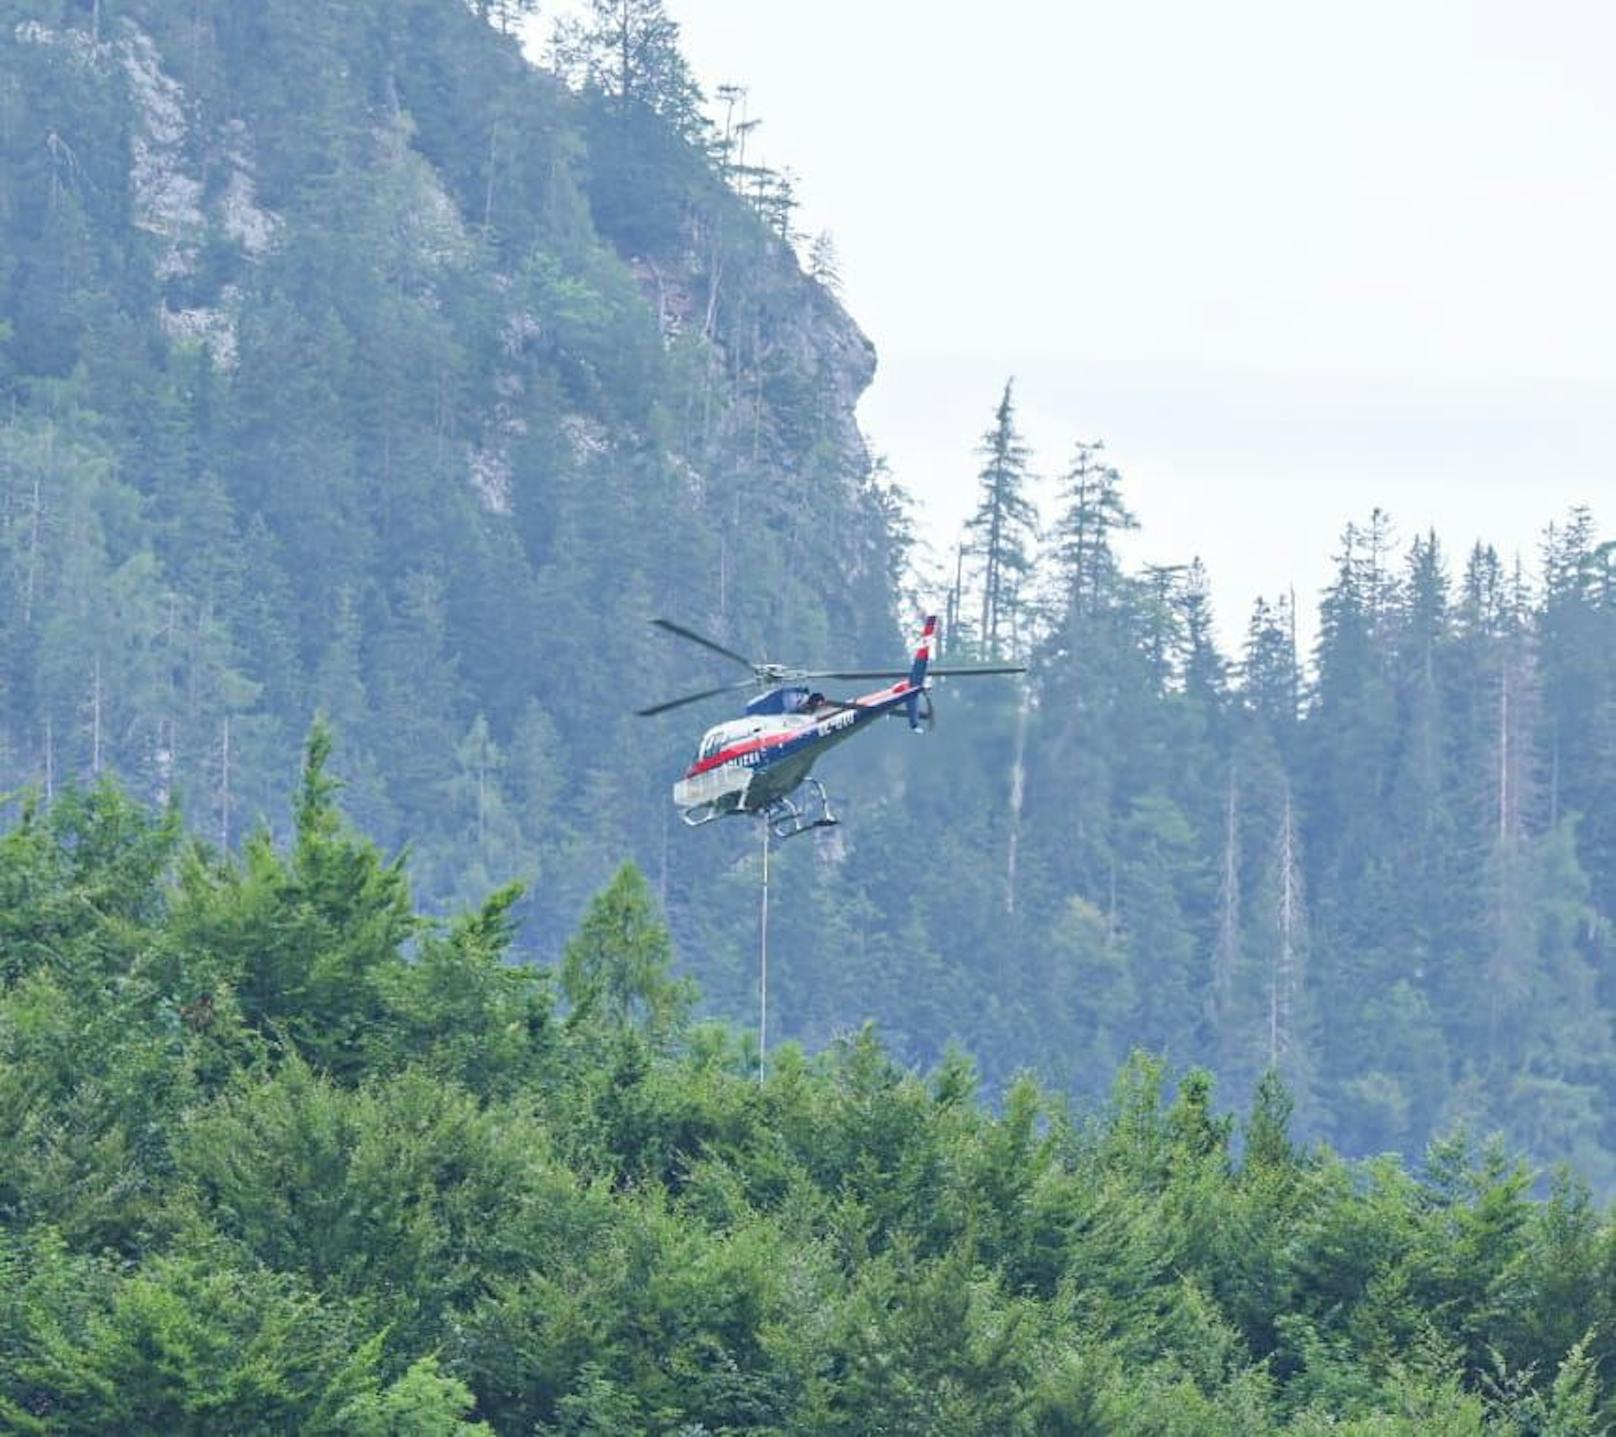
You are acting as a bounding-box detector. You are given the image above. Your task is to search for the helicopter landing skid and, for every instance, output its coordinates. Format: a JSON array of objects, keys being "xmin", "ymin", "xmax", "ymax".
[{"xmin": 763, "ymin": 778, "xmax": 839, "ymax": 842}]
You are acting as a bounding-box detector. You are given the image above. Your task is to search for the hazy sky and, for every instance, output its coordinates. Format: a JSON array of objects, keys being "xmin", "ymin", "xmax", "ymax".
[{"xmin": 537, "ymin": 1, "xmax": 1616, "ymax": 646}]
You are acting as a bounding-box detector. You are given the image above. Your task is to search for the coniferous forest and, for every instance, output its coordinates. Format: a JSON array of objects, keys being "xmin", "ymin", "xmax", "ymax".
[
  {"xmin": 1, "ymin": 734, "xmax": 1614, "ymax": 1432},
  {"xmin": 5, "ymin": 0, "xmax": 1616, "ymax": 1427}
]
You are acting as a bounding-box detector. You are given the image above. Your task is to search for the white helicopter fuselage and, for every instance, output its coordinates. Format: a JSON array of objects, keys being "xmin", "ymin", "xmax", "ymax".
[{"xmin": 672, "ymin": 703, "xmax": 868, "ymax": 819}]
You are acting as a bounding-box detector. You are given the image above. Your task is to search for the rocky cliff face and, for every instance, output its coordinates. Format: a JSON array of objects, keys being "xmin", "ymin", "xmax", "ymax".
[
  {"xmin": 629, "ymin": 233, "xmax": 877, "ymax": 479},
  {"xmin": 0, "ymin": 0, "xmax": 900, "ymax": 934},
  {"xmin": 15, "ymin": 17, "xmax": 283, "ymax": 369}
]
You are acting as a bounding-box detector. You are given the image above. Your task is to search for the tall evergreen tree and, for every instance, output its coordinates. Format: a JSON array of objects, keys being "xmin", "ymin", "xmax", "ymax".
[
  {"xmin": 1052, "ymin": 439, "xmax": 1134, "ymax": 625},
  {"xmin": 558, "ymin": 0, "xmax": 705, "ymax": 133},
  {"xmin": 964, "ymin": 380, "xmax": 1038, "ymax": 660}
]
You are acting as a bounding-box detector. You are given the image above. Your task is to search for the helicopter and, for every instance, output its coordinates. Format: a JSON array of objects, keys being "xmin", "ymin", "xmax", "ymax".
[{"xmin": 638, "ymin": 616, "xmax": 1025, "ymax": 839}]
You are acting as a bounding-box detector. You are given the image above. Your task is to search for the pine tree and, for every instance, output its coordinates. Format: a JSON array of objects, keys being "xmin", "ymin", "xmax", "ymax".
[
  {"xmin": 964, "ymin": 380, "xmax": 1038, "ymax": 660},
  {"xmin": 1138, "ymin": 563, "xmax": 1188, "ymax": 692},
  {"xmin": 1306, "ymin": 519, "xmax": 1401, "ymax": 898},
  {"xmin": 469, "ymin": 0, "xmax": 538, "ymax": 35},
  {"xmin": 807, "ymin": 230, "xmax": 842, "ymax": 295},
  {"xmin": 1538, "ymin": 511, "xmax": 1616, "ymax": 919},
  {"xmin": 1179, "ymin": 558, "xmax": 1225, "ymax": 705},
  {"xmin": 556, "ymin": 0, "xmax": 705, "ymax": 137},
  {"xmin": 1052, "ymin": 439, "xmax": 1134, "ymax": 625},
  {"xmin": 1115, "ymin": 794, "xmax": 1202, "ymax": 1059},
  {"xmin": 369, "ymin": 571, "xmax": 462, "ymax": 832},
  {"xmin": 434, "ymin": 711, "xmax": 527, "ymax": 909},
  {"xmin": 1241, "ymin": 594, "xmax": 1300, "ymax": 740},
  {"xmin": 1209, "ymin": 763, "xmax": 1241, "ymax": 1038},
  {"xmin": 560, "ymin": 861, "xmax": 691, "ymax": 1041},
  {"xmin": 1383, "ymin": 532, "xmax": 1461, "ymax": 994}
]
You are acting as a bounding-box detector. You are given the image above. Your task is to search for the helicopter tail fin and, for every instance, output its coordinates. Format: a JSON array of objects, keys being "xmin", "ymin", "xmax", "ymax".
[{"xmin": 905, "ymin": 615, "xmax": 937, "ymax": 729}]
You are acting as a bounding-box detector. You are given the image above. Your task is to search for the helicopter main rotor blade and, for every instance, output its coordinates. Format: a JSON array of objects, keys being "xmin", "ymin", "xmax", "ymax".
[
  {"xmin": 636, "ymin": 679, "xmax": 755, "ymax": 717},
  {"xmin": 797, "ymin": 668, "xmax": 911, "ymax": 680},
  {"xmin": 799, "ymin": 664, "xmax": 1029, "ymax": 681},
  {"xmin": 650, "ymin": 618, "xmax": 755, "ymax": 670},
  {"xmin": 926, "ymin": 665, "xmax": 1028, "ymax": 677}
]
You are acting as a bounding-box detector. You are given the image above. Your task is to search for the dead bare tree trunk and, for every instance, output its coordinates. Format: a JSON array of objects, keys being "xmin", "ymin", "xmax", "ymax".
[
  {"xmin": 475, "ymin": 734, "xmax": 488, "ymax": 850},
  {"xmin": 89, "ymin": 654, "xmax": 102, "ymax": 775},
  {"xmin": 1211, "ymin": 767, "xmax": 1240, "ymax": 1026},
  {"xmin": 482, "ymin": 120, "xmax": 505, "ymax": 233},
  {"xmin": 1270, "ymin": 785, "xmax": 1302, "ymax": 1070},
  {"xmin": 155, "ymin": 716, "xmax": 173, "ymax": 808},
  {"xmin": 23, "ymin": 429, "xmax": 47, "ymax": 625},
  {"xmin": 1498, "ymin": 662, "xmax": 1510, "ymax": 843},
  {"xmin": 219, "ymin": 714, "xmax": 232, "ymax": 850},
  {"xmin": 1004, "ymin": 684, "xmax": 1030, "ymax": 915}
]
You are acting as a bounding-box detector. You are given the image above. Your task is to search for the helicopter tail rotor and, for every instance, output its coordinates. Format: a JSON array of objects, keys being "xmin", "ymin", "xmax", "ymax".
[
  {"xmin": 904, "ymin": 615, "xmax": 937, "ymax": 729},
  {"xmin": 896, "ymin": 688, "xmax": 936, "ymax": 732}
]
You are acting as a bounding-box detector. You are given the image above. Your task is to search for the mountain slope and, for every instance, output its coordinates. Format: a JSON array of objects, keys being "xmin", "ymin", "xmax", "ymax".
[
  {"xmin": 0, "ymin": 0, "xmax": 901, "ymax": 935},
  {"xmin": 8, "ymin": 0, "xmax": 1616, "ymax": 1191}
]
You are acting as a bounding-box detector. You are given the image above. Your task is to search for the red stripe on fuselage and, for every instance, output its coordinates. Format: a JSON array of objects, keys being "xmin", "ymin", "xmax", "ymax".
[
  {"xmin": 685, "ymin": 729, "xmax": 796, "ymax": 778},
  {"xmin": 683, "ymin": 685, "xmax": 916, "ymax": 779}
]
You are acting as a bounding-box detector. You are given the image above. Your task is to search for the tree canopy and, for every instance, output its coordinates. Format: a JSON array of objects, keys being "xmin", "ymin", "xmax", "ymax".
[
  {"xmin": 5, "ymin": 0, "xmax": 1616, "ymax": 1228},
  {"xmin": 2, "ymin": 750, "xmax": 1616, "ymax": 1432}
]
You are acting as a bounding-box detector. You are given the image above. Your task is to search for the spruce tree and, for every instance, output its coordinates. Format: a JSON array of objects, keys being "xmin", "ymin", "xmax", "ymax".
[
  {"xmin": 1052, "ymin": 439, "xmax": 1134, "ymax": 625},
  {"xmin": 964, "ymin": 380, "xmax": 1038, "ymax": 660},
  {"xmin": 557, "ymin": 0, "xmax": 704, "ymax": 136},
  {"xmin": 1241, "ymin": 594, "xmax": 1301, "ymax": 740}
]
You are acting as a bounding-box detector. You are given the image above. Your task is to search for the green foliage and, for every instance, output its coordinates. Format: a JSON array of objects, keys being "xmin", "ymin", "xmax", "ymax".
[
  {"xmin": 169, "ymin": 721, "xmax": 416, "ymax": 1080},
  {"xmin": 963, "ymin": 378, "xmax": 1039, "ymax": 660},
  {"xmin": 9, "ymin": 0, "xmax": 1616, "ymax": 1398},
  {"xmin": 0, "ymin": 1230, "xmax": 373, "ymax": 1435},
  {"xmin": 2, "ymin": 762, "xmax": 1615, "ymax": 1432},
  {"xmin": 334, "ymin": 1355, "xmax": 494, "ymax": 1436},
  {"xmin": 0, "ymin": 0, "xmax": 900, "ymax": 1077},
  {"xmin": 561, "ymin": 861, "xmax": 692, "ymax": 1041},
  {"xmin": 554, "ymin": 0, "xmax": 705, "ymax": 137}
]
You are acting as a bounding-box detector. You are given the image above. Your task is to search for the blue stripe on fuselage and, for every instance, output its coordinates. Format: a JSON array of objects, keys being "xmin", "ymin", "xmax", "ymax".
[{"xmin": 739, "ymin": 687, "xmax": 909, "ymax": 790}]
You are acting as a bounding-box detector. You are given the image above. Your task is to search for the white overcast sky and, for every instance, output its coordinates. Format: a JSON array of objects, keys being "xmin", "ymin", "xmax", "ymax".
[{"xmin": 534, "ymin": 1, "xmax": 1616, "ymax": 647}]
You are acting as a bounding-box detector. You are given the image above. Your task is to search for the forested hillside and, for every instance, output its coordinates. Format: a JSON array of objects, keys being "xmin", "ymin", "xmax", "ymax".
[
  {"xmin": 4, "ymin": 0, "xmax": 1616, "ymax": 1192},
  {"xmin": 0, "ymin": 0, "xmax": 901, "ymax": 919},
  {"xmin": 839, "ymin": 399, "xmax": 1616, "ymax": 1191},
  {"xmin": 2, "ymin": 746, "xmax": 1614, "ymax": 1432}
]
